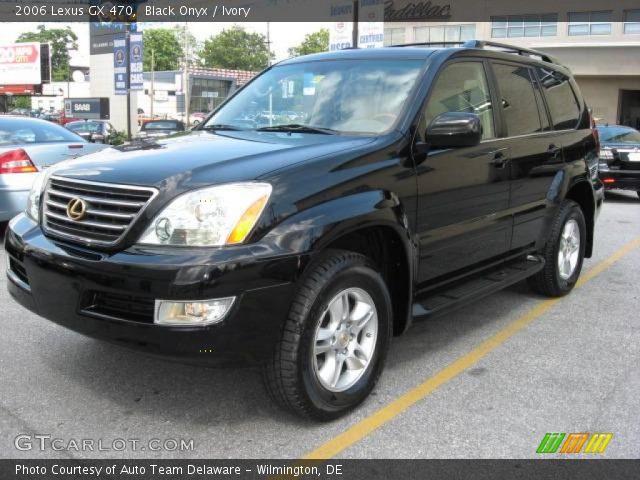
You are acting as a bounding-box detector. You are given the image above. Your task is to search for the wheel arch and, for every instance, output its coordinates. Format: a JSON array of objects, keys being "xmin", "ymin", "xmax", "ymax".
[
  {"xmin": 565, "ymin": 180, "xmax": 596, "ymax": 258},
  {"xmin": 263, "ymin": 190, "xmax": 416, "ymax": 335}
]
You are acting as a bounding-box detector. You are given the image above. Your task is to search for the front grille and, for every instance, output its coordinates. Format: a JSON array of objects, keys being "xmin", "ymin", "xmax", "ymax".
[
  {"xmin": 42, "ymin": 176, "xmax": 157, "ymax": 247},
  {"xmin": 81, "ymin": 291, "xmax": 155, "ymax": 323}
]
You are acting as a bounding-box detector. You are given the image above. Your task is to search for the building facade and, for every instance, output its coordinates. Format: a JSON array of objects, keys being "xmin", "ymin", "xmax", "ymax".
[
  {"xmin": 135, "ymin": 67, "xmax": 257, "ymax": 121},
  {"xmin": 384, "ymin": 0, "xmax": 640, "ymax": 128}
]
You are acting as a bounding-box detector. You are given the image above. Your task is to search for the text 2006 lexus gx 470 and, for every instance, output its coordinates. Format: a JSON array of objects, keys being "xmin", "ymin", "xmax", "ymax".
[{"xmin": 5, "ymin": 41, "xmax": 603, "ymax": 420}]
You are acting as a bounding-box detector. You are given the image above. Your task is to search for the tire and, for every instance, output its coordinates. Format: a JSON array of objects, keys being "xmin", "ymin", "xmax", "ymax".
[
  {"xmin": 528, "ymin": 200, "xmax": 586, "ymax": 297},
  {"xmin": 636, "ymin": 191, "xmax": 640, "ymax": 200},
  {"xmin": 263, "ymin": 249, "xmax": 392, "ymax": 420}
]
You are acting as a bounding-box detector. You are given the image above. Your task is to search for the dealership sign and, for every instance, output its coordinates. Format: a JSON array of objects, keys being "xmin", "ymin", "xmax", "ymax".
[
  {"xmin": 129, "ymin": 33, "xmax": 144, "ymax": 91},
  {"xmin": 329, "ymin": 0, "xmax": 384, "ymax": 51},
  {"xmin": 0, "ymin": 43, "xmax": 41, "ymax": 85},
  {"xmin": 113, "ymin": 36, "xmax": 128, "ymax": 95}
]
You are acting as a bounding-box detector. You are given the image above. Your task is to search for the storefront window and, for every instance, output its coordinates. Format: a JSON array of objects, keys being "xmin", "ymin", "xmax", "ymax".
[
  {"xmin": 624, "ymin": 10, "xmax": 640, "ymax": 34},
  {"xmin": 491, "ymin": 15, "xmax": 557, "ymax": 38},
  {"xmin": 568, "ymin": 11, "xmax": 612, "ymax": 36},
  {"xmin": 414, "ymin": 24, "xmax": 476, "ymax": 45},
  {"xmin": 383, "ymin": 28, "xmax": 406, "ymax": 46},
  {"xmin": 189, "ymin": 77, "xmax": 232, "ymax": 113}
]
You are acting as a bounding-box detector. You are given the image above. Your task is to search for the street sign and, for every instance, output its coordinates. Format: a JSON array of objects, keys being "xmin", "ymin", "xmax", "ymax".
[
  {"xmin": 113, "ymin": 35, "xmax": 128, "ymax": 95},
  {"xmin": 129, "ymin": 33, "xmax": 144, "ymax": 91}
]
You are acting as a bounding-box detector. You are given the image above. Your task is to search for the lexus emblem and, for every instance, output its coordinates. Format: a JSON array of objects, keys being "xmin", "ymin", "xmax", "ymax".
[{"xmin": 66, "ymin": 198, "xmax": 87, "ymax": 221}]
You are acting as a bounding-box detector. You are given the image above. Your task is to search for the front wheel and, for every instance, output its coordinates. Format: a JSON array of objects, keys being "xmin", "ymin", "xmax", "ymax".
[
  {"xmin": 528, "ymin": 200, "xmax": 586, "ymax": 297},
  {"xmin": 263, "ymin": 250, "xmax": 392, "ymax": 420}
]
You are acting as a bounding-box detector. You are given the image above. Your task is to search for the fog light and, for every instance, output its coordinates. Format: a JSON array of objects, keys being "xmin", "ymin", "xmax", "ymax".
[{"xmin": 154, "ymin": 297, "xmax": 235, "ymax": 326}]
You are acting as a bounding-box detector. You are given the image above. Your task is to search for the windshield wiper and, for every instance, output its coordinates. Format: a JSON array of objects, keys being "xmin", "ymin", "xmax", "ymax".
[
  {"xmin": 256, "ymin": 124, "xmax": 339, "ymax": 135},
  {"xmin": 200, "ymin": 124, "xmax": 244, "ymax": 131}
]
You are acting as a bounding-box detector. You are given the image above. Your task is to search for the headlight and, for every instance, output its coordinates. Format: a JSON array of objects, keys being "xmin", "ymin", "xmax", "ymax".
[
  {"xmin": 25, "ymin": 170, "xmax": 48, "ymax": 222},
  {"xmin": 599, "ymin": 149, "xmax": 613, "ymax": 159},
  {"xmin": 138, "ymin": 183, "xmax": 272, "ymax": 246}
]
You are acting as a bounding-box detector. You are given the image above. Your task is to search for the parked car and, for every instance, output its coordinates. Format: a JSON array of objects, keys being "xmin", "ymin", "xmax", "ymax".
[
  {"xmin": 38, "ymin": 112, "xmax": 63, "ymax": 124},
  {"xmin": 136, "ymin": 120, "xmax": 185, "ymax": 139},
  {"xmin": 190, "ymin": 112, "xmax": 207, "ymax": 125},
  {"xmin": 66, "ymin": 120, "xmax": 119, "ymax": 144},
  {"xmin": 0, "ymin": 116, "xmax": 108, "ymax": 223},
  {"xmin": 597, "ymin": 125, "xmax": 640, "ymax": 198},
  {"xmin": 5, "ymin": 41, "xmax": 603, "ymax": 420}
]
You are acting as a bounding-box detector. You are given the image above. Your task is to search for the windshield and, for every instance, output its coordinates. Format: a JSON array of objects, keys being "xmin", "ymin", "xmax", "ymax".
[
  {"xmin": 143, "ymin": 121, "xmax": 181, "ymax": 130},
  {"xmin": 0, "ymin": 118, "xmax": 84, "ymax": 145},
  {"xmin": 204, "ymin": 59, "xmax": 426, "ymax": 135},
  {"xmin": 598, "ymin": 127, "xmax": 640, "ymax": 144},
  {"xmin": 68, "ymin": 122, "xmax": 101, "ymax": 133}
]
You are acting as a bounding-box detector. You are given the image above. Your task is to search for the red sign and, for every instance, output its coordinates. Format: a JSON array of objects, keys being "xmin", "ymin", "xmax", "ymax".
[{"xmin": 0, "ymin": 43, "xmax": 42, "ymax": 85}]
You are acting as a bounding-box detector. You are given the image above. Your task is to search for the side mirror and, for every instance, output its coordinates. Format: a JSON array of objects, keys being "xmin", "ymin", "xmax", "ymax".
[{"xmin": 426, "ymin": 112, "xmax": 482, "ymax": 149}]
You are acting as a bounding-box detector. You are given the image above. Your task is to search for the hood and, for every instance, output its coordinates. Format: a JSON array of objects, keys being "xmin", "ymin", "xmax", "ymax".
[{"xmin": 50, "ymin": 130, "xmax": 376, "ymax": 190}]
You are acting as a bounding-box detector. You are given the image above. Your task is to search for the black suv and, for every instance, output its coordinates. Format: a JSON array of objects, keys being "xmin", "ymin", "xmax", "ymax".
[{"xmin": 5, "ymin": 41, "xmax": 603, "ymax": 420}]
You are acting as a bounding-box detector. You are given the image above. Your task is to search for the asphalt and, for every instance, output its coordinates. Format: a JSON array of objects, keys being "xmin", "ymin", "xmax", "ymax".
[{"xmin": 0, "ymin": 190, "xmax": 638, "ymax": 460}]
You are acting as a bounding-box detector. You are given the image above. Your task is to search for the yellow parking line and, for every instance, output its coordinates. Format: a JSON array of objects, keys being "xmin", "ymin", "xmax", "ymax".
[{"xmin": 303, "ymin": 236, "xmax": 640, "ymax": 460}]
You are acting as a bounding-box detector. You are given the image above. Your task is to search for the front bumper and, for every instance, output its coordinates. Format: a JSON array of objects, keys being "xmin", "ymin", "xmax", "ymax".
[
  {"xmin": 5, "ymin": 214, "xmax": 304, "ymax": 364},
  {"xmin": 598, "ymin": 169, "xmax": 640, "ymax": 191}
]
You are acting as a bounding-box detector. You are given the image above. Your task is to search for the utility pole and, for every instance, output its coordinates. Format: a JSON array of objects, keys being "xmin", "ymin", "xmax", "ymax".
[
  {"xmin": 266, "ymin": 22, "xmax": 271, "ymax": 66},
  {"xmin": 150, "ymin": 49, "xmax": 155, "ymax": 117},
  {"xmin": 183, "ymin": 24, "xmax": 190, "ymax": 127},
  {"xmin": 352, "ymin": 0, "xmax": 359, "ymax": 48},
  {"xmin": 125, "ymin": 28, "xmax": 132, "ymax": 140}
]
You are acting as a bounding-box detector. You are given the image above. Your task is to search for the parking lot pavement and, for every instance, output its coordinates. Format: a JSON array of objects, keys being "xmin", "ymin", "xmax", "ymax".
[{"xmin": 1, "ymin": 190, "xmax": 639, "ymax": 460}]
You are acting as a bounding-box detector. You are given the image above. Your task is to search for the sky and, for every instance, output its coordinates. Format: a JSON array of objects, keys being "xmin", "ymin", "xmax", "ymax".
[{"xmin": 1, "ymin": 22, "xmax": 329, "ymax": 66}]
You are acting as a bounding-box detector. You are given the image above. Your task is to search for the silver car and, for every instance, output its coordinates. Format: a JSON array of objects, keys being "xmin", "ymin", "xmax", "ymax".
[{"xmin": 0, "ymin": 116, "xmax": 108, "ymax": 222}]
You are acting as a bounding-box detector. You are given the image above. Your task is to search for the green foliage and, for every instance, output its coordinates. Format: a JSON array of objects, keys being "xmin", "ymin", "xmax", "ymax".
[
  {"xmin": 142, "ymin": 28, "xmax": 184, "ymax": 71},
  {"xmin": 201, "ymin": 26, "xmax": 273, "ymax": 71},
  {"xmin": 109, "ymin": 130, "xmax": 127, "ymax": 146},
  {"xmin": 16, "ymin": 25, "xmax": 78, "ymax": 81},
  {"xmin": 288, "ymin": 29, "xmax": 329, "ymax": 57},
  {"xmin": 12, "ymin": 96, "xmax": 31, "ymax": 109}
]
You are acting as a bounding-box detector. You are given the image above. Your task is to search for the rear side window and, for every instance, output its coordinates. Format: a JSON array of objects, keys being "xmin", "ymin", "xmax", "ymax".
[
  {"xmin": 493, "ymin": 63, "xmax": 543, "ymax": 136},
  {"xmin": 535, "ymin": 67, "xmax": 580, "ymax": 130},
  {"xmin": 424, "ymin": 61, "xmax": 495, "ymax": 140}
]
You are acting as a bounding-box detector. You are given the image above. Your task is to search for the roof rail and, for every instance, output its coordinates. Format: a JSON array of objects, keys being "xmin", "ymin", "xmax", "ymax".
[
  {"xmin": 462, "ymin": 40, "xmax": 561, "ymax": 65},
  {"xmin": 389, "ymin": 41, "xmax": 466, "ymax": 48}
]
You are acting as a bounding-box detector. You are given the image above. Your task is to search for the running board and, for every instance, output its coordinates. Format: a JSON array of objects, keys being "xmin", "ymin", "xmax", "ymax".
[{"xmin": 412, "ymin": 255, "xmax": 545, "ymax": 320}]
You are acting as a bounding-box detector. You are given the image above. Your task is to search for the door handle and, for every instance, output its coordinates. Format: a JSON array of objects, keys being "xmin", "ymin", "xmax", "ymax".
[
  {"xmin": 548, "ymin": 144, "xmax": 562, "ymax": 159},
  {"xmin": 490, "ymin": 151, "xmax": 509, "ymax": 169}
]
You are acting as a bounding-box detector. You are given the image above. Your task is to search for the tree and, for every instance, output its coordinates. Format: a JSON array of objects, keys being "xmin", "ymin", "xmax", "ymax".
[
  {"xmin": 288, "ymin": 29, "xmax": 329, "ymax": 57},
  {"xmin": 142, "ymin": 28, "xmax": 184, "ymax": 71},
  {"xmin": 16, "ymin": 25, "xmax": 78, "ymax": 81},
  {"xmin": 201, "ymin": 26, "xmax": 273, "ymax": 71}
]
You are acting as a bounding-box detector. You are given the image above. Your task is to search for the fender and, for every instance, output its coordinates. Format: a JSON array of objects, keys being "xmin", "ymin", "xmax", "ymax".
[
  {"xmin": 261, "ymin": 189, "xmax": 417, "ymax": 333},
  {"xmin": 539, "ymin": 166, "xmax": 598, "ymax": 258}
]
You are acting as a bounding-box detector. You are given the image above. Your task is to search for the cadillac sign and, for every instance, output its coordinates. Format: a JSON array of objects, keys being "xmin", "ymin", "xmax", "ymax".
[{"xmin": 384, "ymin": 0, "xmax": 451, "ymax": 21}]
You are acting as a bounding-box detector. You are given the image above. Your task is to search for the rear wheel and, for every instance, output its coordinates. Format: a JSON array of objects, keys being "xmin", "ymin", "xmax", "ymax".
[
  {"xmin": 263, "ymin": 250, "xmax": 392, "ymax": 420},
  {"xmin": 637, "ymin": 191, "xmax": 640, "ymax": 200},
  {"xmin": 528, "ymin": 200, "xmax": 586, "ymax": 297}
]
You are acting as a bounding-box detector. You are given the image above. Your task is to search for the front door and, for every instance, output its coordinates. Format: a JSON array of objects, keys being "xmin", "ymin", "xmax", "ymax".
[{"xmin": 414, "ymin": 60, "xmax": 512, "ymax": 288}]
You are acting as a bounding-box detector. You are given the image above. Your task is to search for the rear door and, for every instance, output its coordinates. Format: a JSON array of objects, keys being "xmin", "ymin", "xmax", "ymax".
[
  {"xmin": 490, "ymin": 61, "xmax": 569, "ymax": 251},
  {"xmin": 414, "ymin": 59, "xmax": 512, "ymax": 287},
  {"xmin": 493, "ymin": 61, "xmax": 584, "ymax": 250}
]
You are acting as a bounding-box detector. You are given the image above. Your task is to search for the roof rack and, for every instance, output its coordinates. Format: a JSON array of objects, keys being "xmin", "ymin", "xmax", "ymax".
[
  {"xmin": 388, "ymin": 39, "xmax": 561, "ymax": 66},
  {"xmin": 462, "ymin": 40, "xmax": 561, "ymax": 65},
  {"xmin": 389, "ymin": 41, "xmax": 466, "ymax": 48}
]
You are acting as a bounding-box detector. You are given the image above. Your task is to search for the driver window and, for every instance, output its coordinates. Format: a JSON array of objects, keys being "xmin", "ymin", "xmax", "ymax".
[{"xmin": 422, "ymin": 61, "xmax": 495, "ymax": 140}]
